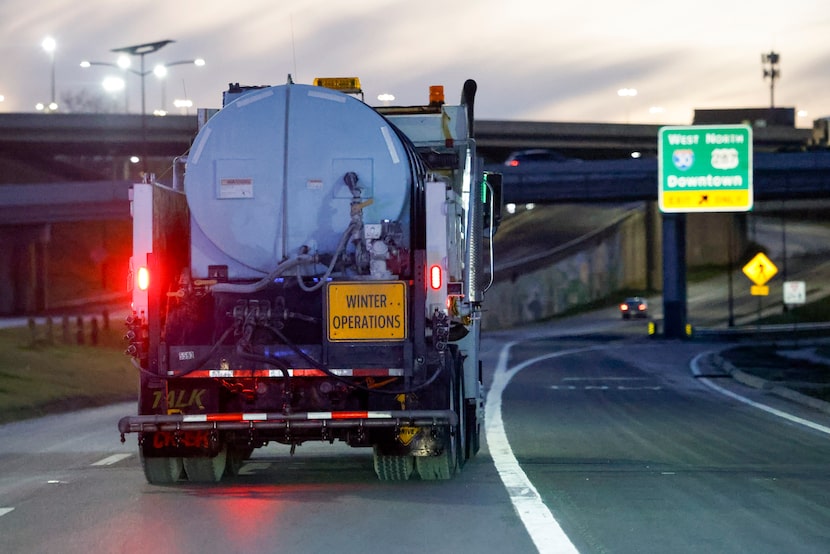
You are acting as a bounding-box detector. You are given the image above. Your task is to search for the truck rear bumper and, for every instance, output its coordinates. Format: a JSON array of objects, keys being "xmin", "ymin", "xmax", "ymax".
[{"xmin": 118, "ymin": 409, "xmax": 457, "ymax": 435}]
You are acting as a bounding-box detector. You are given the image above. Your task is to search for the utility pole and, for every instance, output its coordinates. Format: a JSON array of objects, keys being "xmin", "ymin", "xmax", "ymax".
[{"xmin": 761, "ymin": 51, "xmax": 780, "ymax": 109}]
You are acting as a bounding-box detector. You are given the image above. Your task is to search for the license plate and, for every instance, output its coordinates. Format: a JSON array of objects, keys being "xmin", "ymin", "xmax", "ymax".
[{"xmin": 326, "ymin": 281, "xmax": 407, "ymax": 341}]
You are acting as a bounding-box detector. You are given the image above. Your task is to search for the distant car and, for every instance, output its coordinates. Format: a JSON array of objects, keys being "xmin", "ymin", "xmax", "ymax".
[
  {"xmin": 504, "ymin": 148, "xmax": 570, "ymax": 167},
  {"xmin": 620, "ymin": 297, "xmax": 648, "ymax": 319}
]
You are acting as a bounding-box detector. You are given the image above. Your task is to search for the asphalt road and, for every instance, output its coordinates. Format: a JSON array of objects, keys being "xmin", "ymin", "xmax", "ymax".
[
  {"xmin": 487, "ymin": 323, "xmax": 830, "ymax": 553},
  {"xmin": 3, "ymin": 209, "xmax": 829, "ymax": 552},
  {"xmin": 2, "ymin": 309, "xmax": 829, "ymax": 553}
]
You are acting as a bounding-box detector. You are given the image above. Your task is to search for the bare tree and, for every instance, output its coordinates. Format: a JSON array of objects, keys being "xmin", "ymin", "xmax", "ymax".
[{"xmin": 59, "ymin": 89, "xmax": 123, "ymax": 114}]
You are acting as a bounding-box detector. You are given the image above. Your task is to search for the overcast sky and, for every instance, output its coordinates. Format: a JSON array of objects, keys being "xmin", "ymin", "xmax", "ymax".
[{"xmin": 1, "ymin": 0, "xmax": 828, "ymax": 126}]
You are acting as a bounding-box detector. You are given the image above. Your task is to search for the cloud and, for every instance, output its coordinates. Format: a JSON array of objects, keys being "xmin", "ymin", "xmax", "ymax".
[{"xmin": 1, "ymin": 0, "xmax": 828, "ymax": 124}]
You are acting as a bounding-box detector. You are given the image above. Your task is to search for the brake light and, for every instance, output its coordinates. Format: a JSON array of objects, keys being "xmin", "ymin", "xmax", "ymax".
[
  {"xmin": 508, "ymin": 160, "xmax": 519, "ymax": 167},
  {"xmin": 620, "ymin": 304, "xmax": 629, "ymax": 311},
  {"xmin": 429, "ymin": 264, "xmax": 442, "ymax": 290},
  {"xmin": 137, "ymin": 266, "xmax": 150, "ymax": 291}
]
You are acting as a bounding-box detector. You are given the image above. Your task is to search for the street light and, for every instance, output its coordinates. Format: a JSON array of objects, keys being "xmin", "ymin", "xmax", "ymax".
[
  {"xmin": 617, "ymin": 88, "xmax": 637, "ymax": 123},
  {"xmin": 81, "ymin": 53, "xmax": 204, "ymax": 114},
  {"xmin": 110, "ymin": 40, "xmax": 174, "ymax": 118},
  {"xmin": 41, "ymin": 36, "xmax": 58, "ymax": 112},
  {"xmin": 173, "ymin": 98, "xmax": 194, "ymax": 115},
  {"xmin": 81, "ymin": 60, "xmax": 131, "ymax": 112},
  {"xmin": 153, "ymin": 58, "xmax": 205, "ymax": 113},
  {"xmin": 80, "ymin": 40, "xmax": 204, "ymax": 173},
  {"xmin": 81, "ymin": 40, "xmax": 175, "ymax": 115}
]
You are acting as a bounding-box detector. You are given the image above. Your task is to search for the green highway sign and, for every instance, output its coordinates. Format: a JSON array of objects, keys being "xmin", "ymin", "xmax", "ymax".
[{"xmin": 658, "ymin": 125, "xmax": 753, "ymax": 213}]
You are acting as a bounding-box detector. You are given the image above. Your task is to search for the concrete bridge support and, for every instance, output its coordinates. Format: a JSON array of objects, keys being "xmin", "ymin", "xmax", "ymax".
[{"xmin": 0, "ymin": 224, "xmax": 50, "ymax": 315}]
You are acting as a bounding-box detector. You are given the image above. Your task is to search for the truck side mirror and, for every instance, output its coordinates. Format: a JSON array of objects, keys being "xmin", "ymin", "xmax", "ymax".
[{"xmin": 482, "ymin": 172, "xmax": 502, "ymax": 236}]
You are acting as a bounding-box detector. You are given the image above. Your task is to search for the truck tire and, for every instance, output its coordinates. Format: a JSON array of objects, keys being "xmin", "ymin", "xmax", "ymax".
[
  {"xmin": 183, "ymin": 445, "xmax": 227, "ymax": 483},
  {"xmin": 466, "ymin": 400, "xmax": 481, "ymax": 459},
  {"xmin": 225, "ymin": 447, "xmax": 253, "ymax": 477},
  {"xmin": 415, "ymin": 427, "xmax": 458, "ymax": 480},
  {"xmin": 373, "ymin": 448, "xmax": 414, "ymax": 481},
  {"xmin": 141, "ymin": 454, "xmax": 183, "ymax": 485},
  {"xmin": 454, "ymin": 348, "xmax": 467, "ymax": 470},
  {"xmin": 416, "ymin": 360, "xmax": 460, "ymax": 480}
]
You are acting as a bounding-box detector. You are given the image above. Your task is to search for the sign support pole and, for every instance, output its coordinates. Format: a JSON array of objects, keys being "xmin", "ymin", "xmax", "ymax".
[{"xmin": 662, "ymin": 212, "xmax": 687, "ymax": 338}]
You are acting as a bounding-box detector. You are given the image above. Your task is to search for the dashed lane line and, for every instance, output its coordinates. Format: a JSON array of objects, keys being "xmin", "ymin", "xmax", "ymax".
[
  {"xmin": 91, "ymin": 453, "xmax": 133, "ymax": 466},
  {"xmin": 0, "ymin": 508, "xmax": 14, "ymax": 518}
]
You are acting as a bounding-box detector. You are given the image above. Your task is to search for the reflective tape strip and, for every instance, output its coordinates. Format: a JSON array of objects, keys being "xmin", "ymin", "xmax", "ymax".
[
  {"xmin": 176, "ymin": 412, "xmax": 394, "ymax": 424},
  {"xmin": 184, "ymin": 368, "xmax": 404, "ymax": 378},
  {"xmin": 208, "ymin": 370, "xmax": 234, "ymax": 378},
  {"xmin": 307, "ymin": 411, "xmax": 393, "ymax": 420}
]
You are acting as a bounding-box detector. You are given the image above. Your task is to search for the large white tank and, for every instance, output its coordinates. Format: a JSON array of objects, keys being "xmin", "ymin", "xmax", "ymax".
[{"xmin": 185, "ymin": 83, "xmax": 413, "ymax": 280}]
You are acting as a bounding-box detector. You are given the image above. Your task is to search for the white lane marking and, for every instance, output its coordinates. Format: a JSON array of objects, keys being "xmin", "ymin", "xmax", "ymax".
[
  {"xmin": 691, "ymin": 352, "xmax": 830, "ymax": 437},
  {"xmin": 550, "ymin": 385, "xmax": 662, "ymax": 391},
  {"xmin": 0, "ymin": 508, "xmax": 14, "ymax": 517},
  {"xmin": 562, "ymin": 376, "xmax": 647, "ymax": 381},
  {"xmin": 238, "ymin": 462, "xmax": 272, "ymax": 475},
  {"xmin": 486, "ymin": 341, "xmax": 604, "ymax": 554},
  {"xmin": 91, "ymin": 453, "xmax": 133, "ymax": 466}
]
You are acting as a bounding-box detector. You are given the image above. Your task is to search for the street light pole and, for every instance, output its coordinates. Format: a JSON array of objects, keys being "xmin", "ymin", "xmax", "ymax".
[
  {"xmin": 41, "ymin": 37, "xmax": 57, "ymax": 111},
  {"xmin": 110, "ymin": 41, "xmax": 174, "ymax": 173}
]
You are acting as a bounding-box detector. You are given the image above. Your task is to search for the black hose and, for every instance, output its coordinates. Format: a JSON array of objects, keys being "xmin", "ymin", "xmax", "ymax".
[{"xmin": 261, "ymin": 323, "xmax": 445, "ymax": 396}]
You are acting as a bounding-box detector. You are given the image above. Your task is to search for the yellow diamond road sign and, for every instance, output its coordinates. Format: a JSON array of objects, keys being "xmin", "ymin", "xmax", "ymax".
[{"xmin": 742, "ymin": 252, "xmax": 777, "ymax": 286}]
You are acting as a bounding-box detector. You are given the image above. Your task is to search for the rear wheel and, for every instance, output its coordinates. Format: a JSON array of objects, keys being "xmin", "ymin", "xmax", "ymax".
[
  {"xmin": 415, "ymin": 431, "xmax": 457, "ymax": 480},
  {"xmin": 466, "ymin": 401, "xmax": 481, "ymax": 458},
  {"xmin": 183, "ymin": 445, "xmax": 228, "ymax": 483},
  {"xmin": 224, "ymin": 447, "xmax": 252, "ymax": 477},
  {"xmin": 141, "ymin": 454, "xmax": 183, "ymax": 485},
  {"xmin": 454, "ymin": 349, "xmax": 467, "ymax": 470},
  {"xmin": 373, "ymin": 448, "xmax": 414, "ymax": 481},
  {"xmin": 416, "ymin": 355, "xmax": 461, "ymax": 480}
]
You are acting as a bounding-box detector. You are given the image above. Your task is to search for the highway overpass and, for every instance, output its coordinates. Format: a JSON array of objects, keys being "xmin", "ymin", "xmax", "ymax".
[
  {"xmin": 0, "ymin": 112, "xmax": 825, "ymax": 223},
  {"xmin": 0, "ymin": 112, "xmax": 825, "ymax": 318}
]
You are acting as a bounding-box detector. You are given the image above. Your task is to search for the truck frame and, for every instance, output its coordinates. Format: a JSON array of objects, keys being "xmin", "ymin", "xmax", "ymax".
[{"xmin": 119, "ymin": 77, "xmax": 500, "ymax": 482}]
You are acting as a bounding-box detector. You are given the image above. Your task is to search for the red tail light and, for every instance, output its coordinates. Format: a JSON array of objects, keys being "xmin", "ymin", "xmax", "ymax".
[
  {"xmin": 137, "ymin": 266, "xmax": 150, "ymax": 291},
  {"xmin": 429, "ymin": 264, "xmax": 442, "ymax": 290}
]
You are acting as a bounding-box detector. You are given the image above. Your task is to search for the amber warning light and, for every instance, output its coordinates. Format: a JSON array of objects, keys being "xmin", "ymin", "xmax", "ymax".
[
  {"xmin": 137, "ymin": 267, "xmax": 150, "ymax": 291},
  {"xmin": 429, "ymin": 85, "xmax": 444, "ymax": 106}
]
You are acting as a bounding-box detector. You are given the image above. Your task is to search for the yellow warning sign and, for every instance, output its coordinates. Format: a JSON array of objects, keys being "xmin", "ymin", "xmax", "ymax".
[
  {"xmin": 750, "ymin": 285, "xmax": 769, "ymax": 296},
  {"xmin": 742, "ymin": 252, "xmax": 778, "ymax": 286},
  {"xmin": 398, "ymin": 426, "xmax": 419, "ymax": 446},
  {"xmin": 326, "ymin": 281, "xmax": 407, "ymax": 341}
]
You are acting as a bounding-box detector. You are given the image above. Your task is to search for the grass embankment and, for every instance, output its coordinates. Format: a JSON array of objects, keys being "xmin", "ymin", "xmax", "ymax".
[
  {"xmin": 0, "ymin": 317, "xmax": 136, "ymax": 424},
  {"xmin": 757, "ymin": 294, "xmax": 830, "ymax": 326},
  {"xmin": 721, "ymin": 294, "xmax": 830, "ymax": 403}
]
